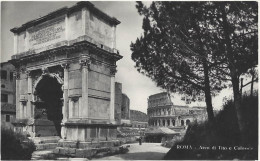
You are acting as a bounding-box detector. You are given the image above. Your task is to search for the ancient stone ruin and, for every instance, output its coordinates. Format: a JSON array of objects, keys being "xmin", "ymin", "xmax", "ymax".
[{"xmin": 10, "ymin": 1, "xmax": 123, "ymax": 157}]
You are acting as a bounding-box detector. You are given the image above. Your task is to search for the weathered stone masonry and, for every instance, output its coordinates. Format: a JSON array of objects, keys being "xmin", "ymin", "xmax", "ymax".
[{"xmin": 10, "ymin": 1, "xmax": 123, "ymax": 144}]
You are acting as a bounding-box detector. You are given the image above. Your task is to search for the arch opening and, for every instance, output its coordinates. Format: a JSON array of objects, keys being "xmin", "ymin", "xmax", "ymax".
[
  {"xmin": 172, "ymin": 119, "xmax": 175, "ymax": 126},
  {"xmin": 167, "ymin": 120, "xmax": 170, "ymax": 126},
  {"xmin": 186, "ymin": 119, "xmax": 191, "ymax": 126},
  {"xmin": 181, "ymin": 120, "xmax": 184, "ymax": 126},
  {"xmin": 34, "ymin": 74, "xmax": 63, "ymax": 136}
]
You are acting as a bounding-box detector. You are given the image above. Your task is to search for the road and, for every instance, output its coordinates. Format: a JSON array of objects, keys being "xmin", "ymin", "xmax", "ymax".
[{"xmin": 92, "ymin": 143, "xmax": 170, "ymax": 160}]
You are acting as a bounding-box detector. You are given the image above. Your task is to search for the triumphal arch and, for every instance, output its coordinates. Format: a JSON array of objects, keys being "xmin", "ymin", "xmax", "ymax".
[{"xmin": 10, "ymin": 1, "xmax": 122, "ymax": 148}]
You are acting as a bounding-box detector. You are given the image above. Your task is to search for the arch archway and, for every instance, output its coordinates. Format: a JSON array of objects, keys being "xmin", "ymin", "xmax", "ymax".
[
  {"xmin": 34, "ymin": 74, "xmax": 63, "ymax": 136},
  {"xmin": 172, "ymin": 119, "xmax": 175, "ymax": 126},
  {"xmin": 167, "ymin": 120, "xmax": 170, "ymax": 126},
  {"xmin": 181, "ymin": 120, "xmax": 184, "ymax": 126},
  {"xmin": 163, "ymin": 120, "xmax": 165, "ymax": 126},
  {"xmin": 186, "ymin": 119, "xmax": 191, "ymax": 126}
]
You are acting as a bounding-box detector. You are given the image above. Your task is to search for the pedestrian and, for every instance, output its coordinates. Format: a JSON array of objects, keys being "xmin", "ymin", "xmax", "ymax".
[{"xmin": 139, "ymin": 136, "xmax": 142, "ymax": 145}]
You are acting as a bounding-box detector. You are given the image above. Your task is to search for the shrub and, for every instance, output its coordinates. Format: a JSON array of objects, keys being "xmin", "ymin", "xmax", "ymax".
[
  {"xmin": 1, "ymin": 128, "xmax": 36, "ymax": 160},
  {"xmin": 164, "ymin": 94, "xmax": 258, "ymax": 160}
]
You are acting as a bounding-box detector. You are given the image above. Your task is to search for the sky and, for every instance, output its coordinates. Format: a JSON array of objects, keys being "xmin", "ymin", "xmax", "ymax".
[
  {"xmin": 1, "ymin": 1, "xmax": 256, "ymax": 114},
  {"xmin": 1, "ymin": 1, "xmax": 164, "ymax": 114}
]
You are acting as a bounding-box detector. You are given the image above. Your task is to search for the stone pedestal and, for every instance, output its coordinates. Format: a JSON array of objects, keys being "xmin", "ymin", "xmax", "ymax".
[
  {"xmin": 55, "ymin": 122, "xmax": 121, "ymax": 158},
  {"xmin": 63, "ymin": 122, "xmax": 117, "ymax": 141}
]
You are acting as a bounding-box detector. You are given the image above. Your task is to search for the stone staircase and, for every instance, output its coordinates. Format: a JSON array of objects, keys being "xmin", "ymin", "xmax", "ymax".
[
  {"xmin": 30, "ymin": 136, "xmax": 61, "ymax": 160},
  {"xmin": 53, "ymin": 140, "xmax": 129, "ymax": 158},
  {"xmin": 31, "ymin": 137, "xmax": 129, "ymax": 159},
  {"xmin": 32, "ymin": 136, "xmax": 61, "ymax": 150}
]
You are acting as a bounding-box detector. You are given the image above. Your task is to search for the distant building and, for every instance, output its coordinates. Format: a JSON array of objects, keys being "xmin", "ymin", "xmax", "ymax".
[
  {"xmin": 1, "ymin": 62, "xmax": 16, "ymax": 129},
  {"xmin": 121, "ymin": 93, "xmax": 130, "ymax": 120},
  {"xmin": 147, "ymin": 92, "xmax": 207, "ymax": 129},
  {"xmin": 114, "ymin": 82, "xmax": 131, "ymax": 125},
  {"xmin": 130, "ymin": 110, "xmax": 148, "ymax": 128},
  {"xmin": 114, "ymin": 82, "xmax": 122, "ymax": 124},
  {"xmin": 114, "ymin": 82, "xmax": 148, "ymax": 129}
]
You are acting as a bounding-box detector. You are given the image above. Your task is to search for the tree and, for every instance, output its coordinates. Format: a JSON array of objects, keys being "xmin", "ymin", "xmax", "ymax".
[
  {"xmin": 206, "ymin": 2, "xmax": 257, "ymax": 144},
  {"xmin": 131, "ymin": 2, "xmax": 228, "ymax": 123},
  {"xmin": 131, "ymin": 1, "xmax": 257, "ymax": 143}
]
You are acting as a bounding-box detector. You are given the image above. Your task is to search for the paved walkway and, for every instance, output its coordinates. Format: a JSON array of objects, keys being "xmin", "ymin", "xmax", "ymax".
[{"xmin": 93, "ymin": 143, "xmax": 170, "ymax": 160}]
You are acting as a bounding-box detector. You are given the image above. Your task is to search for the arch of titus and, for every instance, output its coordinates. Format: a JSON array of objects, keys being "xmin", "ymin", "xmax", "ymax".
[{"xmin": 10, "ymin": 1, "xmax": 122, "ymax": 145}]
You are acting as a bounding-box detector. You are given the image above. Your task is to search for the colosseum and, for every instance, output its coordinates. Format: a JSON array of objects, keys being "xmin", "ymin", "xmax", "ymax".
[{"xmin": 147, "ymin": 92, "xmax": 207, "ymax": 129}]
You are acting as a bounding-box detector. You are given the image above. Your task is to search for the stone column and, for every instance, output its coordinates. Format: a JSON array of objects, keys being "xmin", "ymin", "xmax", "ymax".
[
  {"xmin": 176, "ymin": 118, "xmax": 180, "ymax": 126},
  {"xmin": 19, "ymin": 77, "xmax": 24, "ymax": 118},
  {"xmin": 80, "ymin": 55, "xmax": 91, "ymax": 118},
  {"xmin": 110, "ymin": 66, "xmax": 117, "ymax": 123},
  {"xmin": 62, "ymin": 64, "xmax": 69, "ymax": 121},
  {"xmin": 27, "ymin": 70, "xmax": 32, "ymax": 118},
  {"xmin": 14, "ymin": 71, "xmax": 20, "ymax": 119},
  {"xmin": 170, "ymin": 118, "xmax": 173, "ymax": 126}
]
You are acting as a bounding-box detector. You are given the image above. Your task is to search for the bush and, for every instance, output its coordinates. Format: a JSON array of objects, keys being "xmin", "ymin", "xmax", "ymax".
[
  {"xmin": 162, "ymin": 135, "xmax": 184, "ymax": 148},
  {"xmin": 164, "ymin": 94, "xmax": 258, "ymax": 160},
  {"xmin": 1, "ymin": 128, "xmax": 36, "ymax": 160}
]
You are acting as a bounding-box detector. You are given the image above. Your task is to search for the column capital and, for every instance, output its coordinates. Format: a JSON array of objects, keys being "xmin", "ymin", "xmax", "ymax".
[
  {"xmin": 61, "ymin": 63, "xmax": 70, "ymax": 70},
  {"xmin": 26, "ymin": 70, "xmax": 32, "ymax": 78},
  {"xmin": 79, "ymin": 56, "xmax": 91, "ymax": 69},
  {"xmin": 110, "ymin": 66, "xmax": 117, "ymax": 76}
]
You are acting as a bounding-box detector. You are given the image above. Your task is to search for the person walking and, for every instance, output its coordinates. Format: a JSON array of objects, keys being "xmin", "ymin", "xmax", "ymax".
[{"xmin": 139, "ymin": 136, "xmax": 142, "ymax": 145}]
